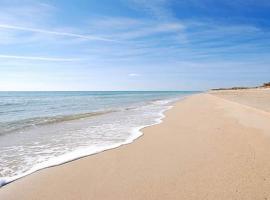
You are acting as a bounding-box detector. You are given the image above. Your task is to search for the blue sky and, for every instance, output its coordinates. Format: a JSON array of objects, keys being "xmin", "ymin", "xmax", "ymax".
[{"xmin": 0, "ymin": 0, "xmax": 269, "ymax": 91}]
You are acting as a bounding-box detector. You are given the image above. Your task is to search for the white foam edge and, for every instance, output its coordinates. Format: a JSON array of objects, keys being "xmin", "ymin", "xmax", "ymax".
[{"xmin": 0, "ymin": 98, "xmax": 179, "ymax": 187}]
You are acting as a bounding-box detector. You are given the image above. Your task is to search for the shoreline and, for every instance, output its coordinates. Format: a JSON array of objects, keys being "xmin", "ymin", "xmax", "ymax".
[
  {"xmin": 1, "ymin": 90, "xmax": 270, "ymax": 199},
  {"xmin": 0, "ymin": 96, "xmax": 185, "ymax": 187}
]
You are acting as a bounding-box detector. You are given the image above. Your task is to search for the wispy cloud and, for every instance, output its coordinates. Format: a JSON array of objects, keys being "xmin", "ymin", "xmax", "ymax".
[
  {"xmin": 129, "ymin": 0, "xmax": 173, "ymax": 20},
  {"xmin": 0, "ymin": 54, "xmax": 81, "ymax": 62},
  {"xmin": 0, "ymin": 2, "xmax": 55, "ymax": 26},
  {"xmin": 87, "ymin": 16, "xmax": 185, "ymax": 40},
  {"xmin": 128, "ymin": 73, "xmax": 141, "ymax": 77},
  {"xmin": 87, "ymin": 17, "xmax": 142, "ymax": 30},
  {"xmin": 0, "ymin": 24, "xmax": 117, "ymax": 42},
  {"xmin": 115, "ymin": 22, "xmax": 185, "ymax": 40}
]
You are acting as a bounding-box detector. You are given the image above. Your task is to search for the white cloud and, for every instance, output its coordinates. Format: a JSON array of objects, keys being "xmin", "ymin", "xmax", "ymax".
[
  {"xmin": 0, "ymin": 2, "xmax": 118, "ymax": 45},
  {"xmin": 0, "ymin": 24, "xmax": 117, "ymax": 42},
  {"xmin": 129, "ymin": 0, "xmax": 173, "ymax": 20},
  {"xmin": 0, "ymin": 2, "xmax": 55, "ymax": 26},
  {"xmin": 87, "ymin": 17, "xmax": 142, "ymax": 30},
  {"xmin": 0, "ymin": 54, "xmax": 81, "ymax": 62},
  {"xmin": 128, "ymin": 73, "xmax": 141, "ymax": 77},
  {"xmin": 114, "ymin": 22, "xmax": 185, "ymax": 39},
  {"xmin": 87, "ymin": 16, "xmax": 185, "ymax": 41}
]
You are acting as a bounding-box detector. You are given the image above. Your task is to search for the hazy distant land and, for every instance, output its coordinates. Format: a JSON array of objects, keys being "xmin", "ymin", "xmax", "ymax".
[{"xmin": 212, "ymin": 82, "xmax": 270, "ymax": 91}]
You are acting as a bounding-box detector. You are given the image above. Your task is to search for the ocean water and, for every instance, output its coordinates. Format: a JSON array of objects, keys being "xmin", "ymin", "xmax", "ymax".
[{"xmin": 0, "ymin": 91, "xmax": 197, "ymax": 186}]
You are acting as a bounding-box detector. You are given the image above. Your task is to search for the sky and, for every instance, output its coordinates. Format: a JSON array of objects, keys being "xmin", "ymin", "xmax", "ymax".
[{"xmin": 0, "ymin": 0, "xmax": 269, "ymax": 91}]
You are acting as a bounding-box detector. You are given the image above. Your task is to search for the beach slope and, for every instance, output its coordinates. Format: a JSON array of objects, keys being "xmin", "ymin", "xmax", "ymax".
[{"xmin": 1, "ymin": 91, "xmax": 270, "ymax": 200}]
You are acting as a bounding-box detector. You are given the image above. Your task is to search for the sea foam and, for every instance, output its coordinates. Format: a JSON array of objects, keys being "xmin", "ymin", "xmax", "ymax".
[{"xmin": 0, "ymin": 92, "xmax": 195, "ymax": 187}]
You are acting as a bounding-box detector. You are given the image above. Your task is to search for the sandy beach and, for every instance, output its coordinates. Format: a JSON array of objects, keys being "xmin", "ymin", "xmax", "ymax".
[{"xmin": 1, "ymin": 89, "xmax": 270, "ymax": 200}]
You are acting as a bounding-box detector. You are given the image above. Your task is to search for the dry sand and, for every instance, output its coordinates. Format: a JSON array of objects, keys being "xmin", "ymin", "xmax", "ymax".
[
  {"xmin": 1, "ymin": 90, "xmax": 270, "ymax": 200},
  {"xmin": 209, "ymin": 88, "xmax": 270, "ymax": 112}
]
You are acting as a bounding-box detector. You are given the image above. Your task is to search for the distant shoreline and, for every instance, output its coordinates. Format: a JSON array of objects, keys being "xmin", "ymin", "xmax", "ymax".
[{"xmin": 211, "ymin": 82, "xmax": 270, "ymax": 91}]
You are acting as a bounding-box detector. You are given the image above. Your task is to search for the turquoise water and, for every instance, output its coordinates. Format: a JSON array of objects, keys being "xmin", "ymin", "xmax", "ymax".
[{"xmin": 0, "ymin": 91, "xmax": 197, "ymax": 186}]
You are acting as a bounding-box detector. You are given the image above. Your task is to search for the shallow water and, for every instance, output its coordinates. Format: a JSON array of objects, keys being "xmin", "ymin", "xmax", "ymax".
[{"xmin": 0, "ymin": 91, "xmax": 197, "ymax": 186}]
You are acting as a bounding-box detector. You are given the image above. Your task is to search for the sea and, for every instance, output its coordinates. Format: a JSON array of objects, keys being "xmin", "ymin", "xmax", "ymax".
[{"xmin": 0, "ymin": 91, "xmax": 197, "ymax": 186}]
